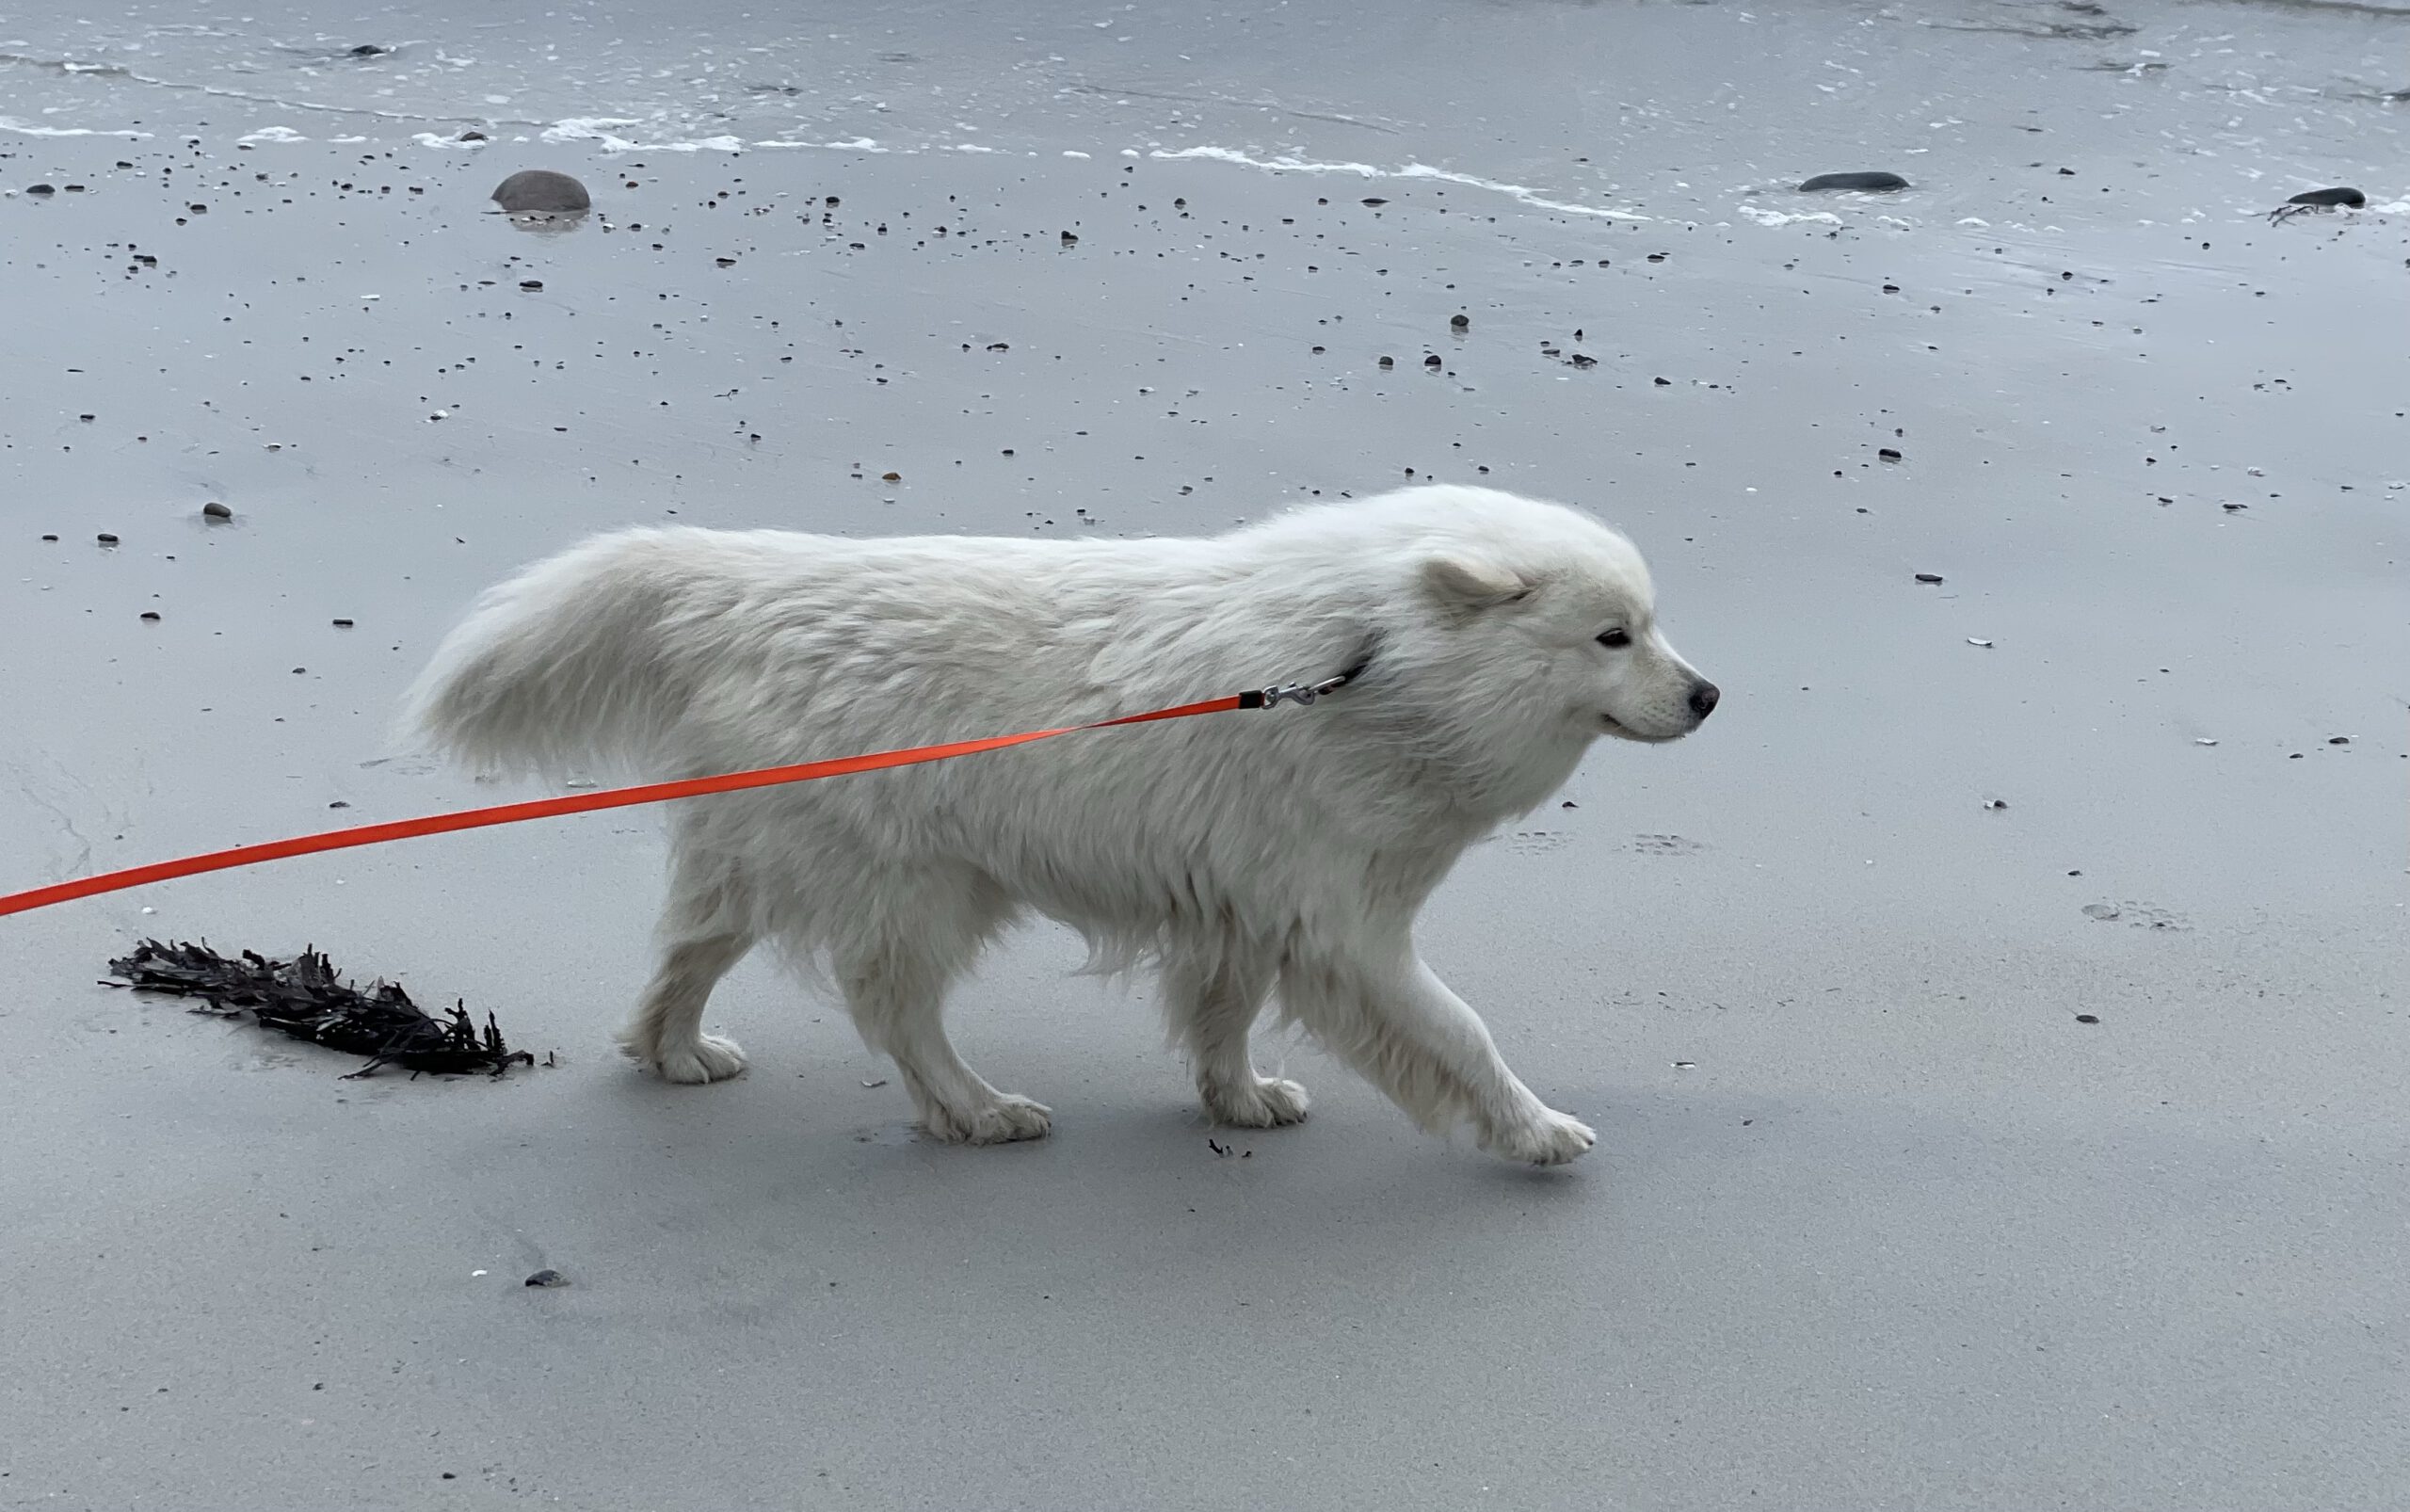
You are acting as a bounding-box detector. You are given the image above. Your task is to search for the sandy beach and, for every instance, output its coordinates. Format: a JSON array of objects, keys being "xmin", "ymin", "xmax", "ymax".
[{"xmin": 3, "ymin": 1, "xmax": 2404, "ymax": 1506}]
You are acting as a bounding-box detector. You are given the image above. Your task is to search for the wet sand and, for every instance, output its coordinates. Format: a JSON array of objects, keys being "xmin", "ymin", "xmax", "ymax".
[{"xmin": 2, "ymin": 2, "xmax": 2405, "ymax": 1506}]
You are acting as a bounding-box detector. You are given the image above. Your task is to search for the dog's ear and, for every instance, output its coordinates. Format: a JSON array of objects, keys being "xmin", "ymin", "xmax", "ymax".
[{"xmin": 1422, "ymin": 554, "xmax": 1531, "ymax": 610}]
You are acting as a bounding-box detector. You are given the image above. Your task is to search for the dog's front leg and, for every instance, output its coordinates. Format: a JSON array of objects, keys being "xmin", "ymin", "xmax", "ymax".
[{"xmin": 1288, "ymin": 949, "xmax": 1595, "ymax": 1165}]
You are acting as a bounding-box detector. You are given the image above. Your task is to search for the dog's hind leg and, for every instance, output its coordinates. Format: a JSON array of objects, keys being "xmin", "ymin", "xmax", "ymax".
[
  {"xmin": 616, "ymin": 850, "xmax": 758, "ymax": 1085},
  {"xmin": 832, "ymin": 874, "xmax": 1049, "ymax": 1146},
  {"xmin": 1165, "ymin": 952, "xmax": 1309, "ymax": 1129},
  {"xmin": 1283, "ymin": 946, "xmax": 1594, "ymax": 1166}
]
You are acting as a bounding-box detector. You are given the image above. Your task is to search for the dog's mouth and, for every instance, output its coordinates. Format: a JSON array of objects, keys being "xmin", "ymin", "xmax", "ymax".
[{"xmin": 1599, "ymin": 714, "xmax": 1688, "ymax": 744}]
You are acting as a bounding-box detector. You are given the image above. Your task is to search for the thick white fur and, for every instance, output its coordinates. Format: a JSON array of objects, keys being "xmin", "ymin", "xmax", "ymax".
[{"xmin": 403, "ymin": 486, "xmax": 1715, "ymax": 1163}]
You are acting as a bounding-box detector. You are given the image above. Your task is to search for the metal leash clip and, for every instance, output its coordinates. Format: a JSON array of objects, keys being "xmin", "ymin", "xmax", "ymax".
[{"xmin": 1257, "ymin": 671, "xmax": 1354, "ymax": 710}]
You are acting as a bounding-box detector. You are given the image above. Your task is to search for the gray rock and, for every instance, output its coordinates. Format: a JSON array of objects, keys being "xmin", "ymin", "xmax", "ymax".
[
  {"xmin": 1798, "ymin": 171, "xmax": 1909, "ymax": 192},
  {"xmin": 491, "ymin": 170, "xmax": 591, "ymax": 215}
]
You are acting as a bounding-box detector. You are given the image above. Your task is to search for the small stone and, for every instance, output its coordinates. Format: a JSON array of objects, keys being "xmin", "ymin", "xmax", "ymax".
[
  {"xmin": 1450, "ymin": 314, "xmax": 1470, "ymax": 330},
  {"xmin": 1798, "ymin": 171, "xmax": 1909, "ymax": 192},
  {"xmin": 518, "ymin": 279, "xmax": 543, "ymax": 291},
  {"xmin": 1422, "ymin": 354, "xmax": 1442, "ymax": 369},
  {"xmin": 2194, "ymin": 738, "xmax": 2218, "ymax": 747},
  {"xmin": 715, "ymin": 256, "xmax": 736, "ymax": 267},
  {"xmin": 96, "ymin": 532, "xmax": 120, "ymax": 545},
  {"xmin": 491, "ymin": 169, "xmax": 591, "ymax": 214},
  {"xmin": 2328, "ymin": 735, "xmax": 2350, "ymax": 745},
  {"xmin": 1967, "ymin": 637, "xmax": 1994, "ymax": 648},
  {"xmin": 1914, "ymin": 571, "xmax": 1944, "ymax": 584},
  {"xmin": 880, "ymin": 471, "xmax": 901, "ymax": 482},
  {"xmin": 201, "ymin": 501, "xmax": 233, "ymax": 521},
  {"xmin": 1568, "ymin": 353, "xmax": 1597, "ymax": 369},
  {"xmin": 524, "ymin": 1268, "xmax": 568, "ymax": 1288},
  {"xmin": 1878, "ymin": 447, "xmax": 1903, "ymax": 461},
  {"xmin": 1377, "ymin": 356, "xmax": 1394, "ymax": 369},
  {"xmin": 458, "ymin": 130, "xmax": 488, "ymax": 143},
  {"xmin": 1984, "ymin": 798, "xmax": 2008, "ymax": 810},
  {"xmin": 2074, "ymin": 1013, "xmax": 2100, "ymax": 1024},
  {"xmin": 1059, "ymin": 231, "xmax": 1078, "ymax": 246},
  {"xmin": 139, "ymin": 611, "xmax": 160, "ymax": 621},
  {"xmin": 348, "ymin": 43, "xmax": 389, "ymax": 56},
  {"xmin": 1652, "ymin": 376, "xmax": 1671, "ymax": 386},
  {"xmin": 25, "ymin": 184, "xmax": 56, "ymax": 197},
  {"xmin": 1361, "ymin": 197, "xmax": 1388, "ymax": 206},
  {"xmin": 331, "ymin": 618, "xmax": 355, "ymax": 628}
]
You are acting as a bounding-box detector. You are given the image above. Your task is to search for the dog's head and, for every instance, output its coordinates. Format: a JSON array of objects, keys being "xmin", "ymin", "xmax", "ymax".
[{"xmin": 1402, "ymin": 491, "xmax": 1716, "ymax": 748}]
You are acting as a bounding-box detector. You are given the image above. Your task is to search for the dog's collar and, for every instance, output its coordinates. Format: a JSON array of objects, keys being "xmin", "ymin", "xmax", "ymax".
[{"xmin": 1244, "ymin": 647, "xmax": 1374, "ymax": 711}]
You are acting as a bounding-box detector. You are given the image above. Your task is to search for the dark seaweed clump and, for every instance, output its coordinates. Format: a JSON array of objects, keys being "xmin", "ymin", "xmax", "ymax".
[{"xmin": 105, "ymin": 940, "xmax": 530, "ymax": 1077}]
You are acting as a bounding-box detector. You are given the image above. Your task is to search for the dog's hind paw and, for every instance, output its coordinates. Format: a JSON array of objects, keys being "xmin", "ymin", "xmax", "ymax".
[
  {"xmin": 1205, "ymin": 1075, "xmax": 1311, "ymax": 1129},
  {"xmin": 1484, "ymin": 1107, "xmax": 1596, "ymax": 1166},
  {"xmin": 924, "ymin": 1093, "xmax": 1053, "ymax": 1146},
  {"xmin": 651, "ymin": 1034, "xmax": 749, "ymax": 1085}
]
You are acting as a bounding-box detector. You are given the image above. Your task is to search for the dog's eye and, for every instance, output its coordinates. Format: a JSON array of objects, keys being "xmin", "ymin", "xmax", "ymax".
[{"xmin": 1597, "ymin": 629, "xmax": 1631, "ymax": 649}]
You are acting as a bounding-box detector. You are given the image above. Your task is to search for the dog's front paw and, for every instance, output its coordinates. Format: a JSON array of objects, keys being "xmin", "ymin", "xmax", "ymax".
[
  {"xmin": 1204, "ymin": 1075, "xmax": 1311, "ymax": 1129},
  {"xmin": 1483, "ymin": 1107, "xmax": 1596, "ymax": 1166},
  {"xmin": 651, "ymin": 1034, "xmax": 749, "ymax": 1085},
  {"xmin": 924, "ymin": 1093, "xmax": 1053, "ymax": 1146}
]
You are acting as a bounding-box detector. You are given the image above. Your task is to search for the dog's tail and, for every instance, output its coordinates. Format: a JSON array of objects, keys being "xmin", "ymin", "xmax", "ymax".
[{"xmin": 401, "ymin": 528, "xmax": 699, "ymax": 780}]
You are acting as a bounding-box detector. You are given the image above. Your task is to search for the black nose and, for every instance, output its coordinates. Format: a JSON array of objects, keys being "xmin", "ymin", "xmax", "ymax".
[{"xmin": 1688, "ymin": 681, "xmax": 1720, "ymax": 719}]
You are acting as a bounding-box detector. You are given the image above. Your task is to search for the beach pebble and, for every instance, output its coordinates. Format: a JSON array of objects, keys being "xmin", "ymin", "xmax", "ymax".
[
  {"xmin": 1450, "ymin": 314, "xmax": 1470, "ymax": 330},
  {"xmin": 1914, "ymin": 571, "xmax": 1944, "ymax": 584},
  {"xmin": 2285, "ymin": 187, "xmax": 2364, "ymax": 208},
  {"xmin": 1879, "ymin": 447, "xmax": 1903, "ymax": 461},
  {"xmin": 490, "ymin": 169, "xmax": 591, "ymax": 214},
  {"xmin": 201, "ymin": 501, "xmax": 233, "ymax": 522},
  {"xmin": 1799, "ymin": 171, "xmax": 1909, "ymax": 192},
  {"xmin": 524, "ymin": 1268, "xmax": 569, "ymax": 1288},
  {"xmin": 96, "ymin": 532, "xmax": 120, "ymax": 545},
  {"xmin": 2074, "ymin": 1013, "xmax": 2100, "ymax": 1024},
  {"xmin": 25, "ymin": 184, "xmax": 56, "ymax": 197}
]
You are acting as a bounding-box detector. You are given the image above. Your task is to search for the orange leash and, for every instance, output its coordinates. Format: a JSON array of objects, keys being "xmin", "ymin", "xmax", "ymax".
[{"xmin": 0, "ymin": 681, "xmax": 1344, "ymax": 921}]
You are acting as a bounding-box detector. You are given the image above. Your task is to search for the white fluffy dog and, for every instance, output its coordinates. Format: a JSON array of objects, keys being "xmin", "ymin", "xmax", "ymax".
[{"xmin": 405, "ymin": 486, "xmax": 1717, "ymax": 1164}]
